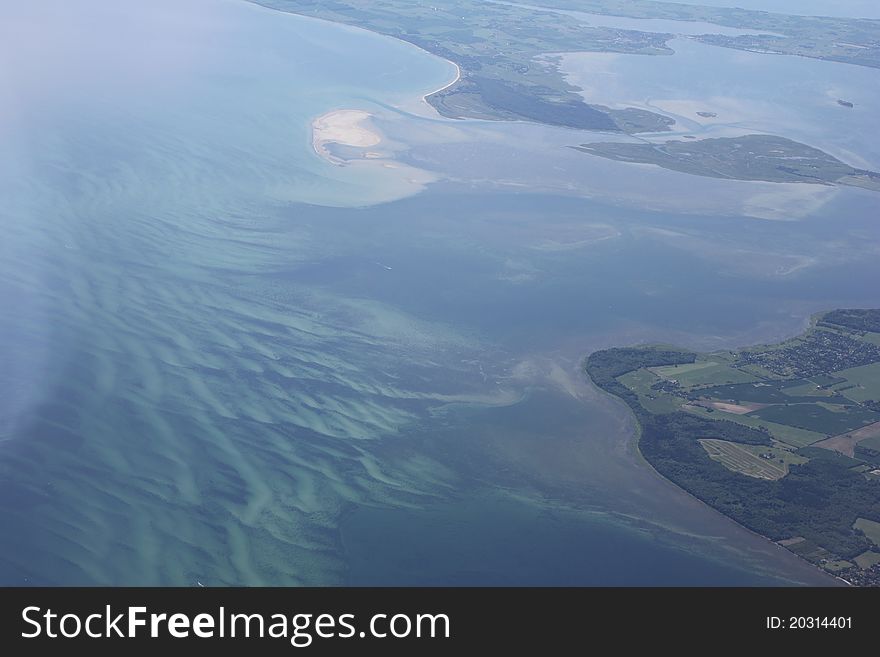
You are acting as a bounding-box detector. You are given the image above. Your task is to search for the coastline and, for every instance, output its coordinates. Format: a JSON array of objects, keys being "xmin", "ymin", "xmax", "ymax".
[
  {"xmin": 305, "ymin": 21, "xmax": 461, "ymax": 165},
  {"xmin": 248, "ymin": 1, "xmax": 463, "ymax": 119},
  {"xmin": 583, "ymin": 365, "xmax": 845, "ymax": 586},
  {"xmin": 421, "ymin": 59, "xmax": 462, "ymax": 110}
]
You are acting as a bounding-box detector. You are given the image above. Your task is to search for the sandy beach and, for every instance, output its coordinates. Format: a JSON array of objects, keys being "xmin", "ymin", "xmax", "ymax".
[
  {"xmin": 312, "ymin": 109, "xmax": 382, "ymax": 163},
  {"xmin": 422, "ymin": 60, "xmax": 461, "ymax": 104}
]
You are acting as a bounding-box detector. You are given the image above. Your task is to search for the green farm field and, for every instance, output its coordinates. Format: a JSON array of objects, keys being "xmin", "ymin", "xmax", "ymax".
[
  {"xmin": 749, "ymin": 403, "xmax": 880, "ymax": 436},
  {"xmin": 834, "ymin": 362, "xmax": 880, "ymax": 403},
  {"xmin": 617, "ymin": 369, "xmax": 683, "ymax": 414},
  {"xmin": 650, "ymin": 361, "xmax": 760, "ymax": 388},
  {"xmin": 854, "ymin": 551, "xmax": 880, "ymax": 570},
  {"xmin": 782, "ymin": 381, "xmax": 843, "ymax": 398},
  {"xmin": 683, "ymin": 404, "xmax": 826, "ymax": 447},
  {"xmin": 854, "ymin": 518, "xmax": 880, "ymax": 547},
  {"xmin": 693, "ymin": 382, "xmax": 837, "ymax": 405}
]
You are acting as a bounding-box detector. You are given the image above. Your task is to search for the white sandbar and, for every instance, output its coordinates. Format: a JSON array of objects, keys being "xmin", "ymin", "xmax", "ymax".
[{"xmin": 312, "ymin": 109, "xmax": 381, "ymax": 163}]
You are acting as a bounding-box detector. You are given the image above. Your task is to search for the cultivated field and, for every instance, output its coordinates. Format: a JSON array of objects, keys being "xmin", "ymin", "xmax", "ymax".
[
  {"xmin": 698, "ymin": 400, "xmax": 766, "ymax": 415},
  {"xmin": 813, "ymin": 420, "xmax": 880, "ymax": 457},
  {"xmin": 781, "ymin": 381, "xmax": 842, "ymax": 398},
  {"xmin": 684, "ymin": 404, "xmax": 826, "ymax": 447},
  {"xmin": 695, "ymin": 382, "xmax": 832, "ymax": 404},
  {"xmin": 749, "ymin": 403, "xmax": 880, "ymax": 436},
  {"xmin": 698, "ymin": 439, "xmax": 806, "ymax": 480},
  {"xmin": 834, "ymin": 362, "xmax": 880, "ymax": 403},
  {"xmin": 650, "ymin": 361, "xmax": 759, "ymax": 388},
  {"xmin": 854, "ymin": 551, "xmax": 880, "ymax": 570},
  {"xmin": 616, "ymin": 369, "xmax": 684, "ymax": 414},
  {"xmin": 854, "ymin": 518, "xmax": 880, "ymax": 547}
]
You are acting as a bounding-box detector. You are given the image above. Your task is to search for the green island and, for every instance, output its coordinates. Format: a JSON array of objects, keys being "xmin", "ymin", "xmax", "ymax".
[
  {"xmin": 573, "ymin": 135, "xmax": 880, "ymax": 190},
  {"xmin": 585, "ymin": 309, "xmax": 880, "ymax": 586}
]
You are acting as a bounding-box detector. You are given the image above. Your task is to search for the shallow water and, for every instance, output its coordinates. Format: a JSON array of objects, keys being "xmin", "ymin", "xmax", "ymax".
[
  {"xmin": 560, "ymin": 37, "xmax": 880, "ymax": 169},
  {"xmin": 0, "ymin": 0, "xmax": 465, "ymax": 585},
  {"xmin": 0, "ymin": 0, "xmax": 874, "ymax": 586}
]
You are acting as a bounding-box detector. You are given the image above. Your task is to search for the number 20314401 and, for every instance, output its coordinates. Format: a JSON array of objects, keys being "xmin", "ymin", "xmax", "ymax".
[{"xmin": 767, "ymin": 617, "xmax": 852, "ymax": 630}]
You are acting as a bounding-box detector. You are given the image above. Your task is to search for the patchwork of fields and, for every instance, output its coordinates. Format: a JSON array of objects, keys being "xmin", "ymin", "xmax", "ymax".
[
  {"xmin": 589, "ymin": 309, "xmax": 880, "ymax": 584},
  {"xmin": 617, "ymin": 320, "xmax": 880, "ymax": 459}
]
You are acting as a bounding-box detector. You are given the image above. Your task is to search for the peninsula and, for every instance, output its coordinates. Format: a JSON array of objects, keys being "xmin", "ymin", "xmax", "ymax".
[
  {"xmin": 586, "ymin": 309, "xmax": 880, "ymax": 586},
  {"xmin": 252, "ymin": 0, "xmax": 880, "ymax": 130},
  {"xmin": 573, "ymin": 135, "xmax": 880, "ymax": 191}
]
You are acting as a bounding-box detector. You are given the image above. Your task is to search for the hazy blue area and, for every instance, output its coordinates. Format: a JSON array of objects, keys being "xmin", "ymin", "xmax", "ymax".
[
  {"xmin": 2, "ymin": 0, "xmax": 876, "ymax": 586},
  {"xmin": 490, "ymin": 0, "xmax": 785, "ymax": 36}
]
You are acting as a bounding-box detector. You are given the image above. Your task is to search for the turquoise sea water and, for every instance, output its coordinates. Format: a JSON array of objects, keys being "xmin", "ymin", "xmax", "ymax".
[
  {"xmin": 1, "ymin": 0, "xmax": 874, "ymax": 586},
  {"xmin": 1, "ymin": 0, "xmax": 463, "ymax": 585}
]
